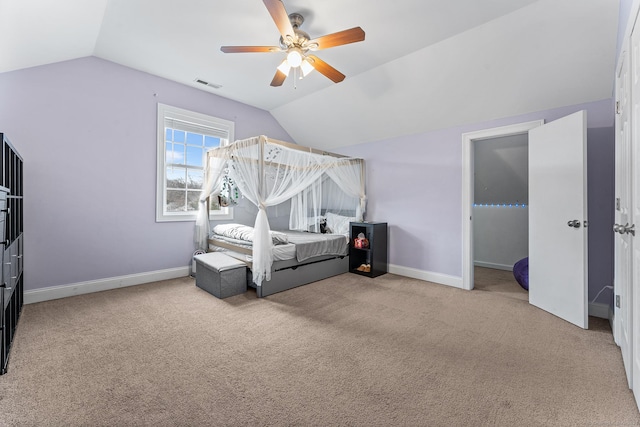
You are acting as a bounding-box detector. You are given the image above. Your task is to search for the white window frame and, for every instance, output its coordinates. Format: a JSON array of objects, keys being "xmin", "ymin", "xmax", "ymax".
[{"xmin": 156, "ymin": 103, "xmax": 235, "ymax": 222}]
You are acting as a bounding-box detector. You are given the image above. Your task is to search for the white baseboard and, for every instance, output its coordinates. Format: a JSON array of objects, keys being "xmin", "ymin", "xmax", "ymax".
[
  {"xmin": 588, "ymin": 302, "xmax": 610, "ymax": 319},
  {"xmin": 473, "ymin": 261, "xmax": 513, "ymax": 271},
  {"xmin": 25, "ymin": 265, "xmax": 614, "ymax": 323},
  {"xmin": 24, "ymin": 266, "xmax": 191, "ymax": 304},
  {"xmin": 388, "ymin": 264, "xmax": 463, "ymax": 289}
]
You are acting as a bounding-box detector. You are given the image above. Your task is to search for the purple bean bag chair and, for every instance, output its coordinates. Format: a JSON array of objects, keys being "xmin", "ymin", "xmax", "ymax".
[{"xmin": 513, "ymin": 257, "xmax": 529, "ymax": 291}]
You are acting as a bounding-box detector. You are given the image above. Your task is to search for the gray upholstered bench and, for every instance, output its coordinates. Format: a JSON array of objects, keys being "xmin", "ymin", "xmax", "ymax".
[{"xmin": 194, "ymin": 252, "xmax": 247, "ymax": 299}]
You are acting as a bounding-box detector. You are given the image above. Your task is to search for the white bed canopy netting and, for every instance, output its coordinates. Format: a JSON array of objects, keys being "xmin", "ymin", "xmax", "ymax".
[{"xmin": 195, "ymin": 135, "xmax": 366, "ymax": 286}]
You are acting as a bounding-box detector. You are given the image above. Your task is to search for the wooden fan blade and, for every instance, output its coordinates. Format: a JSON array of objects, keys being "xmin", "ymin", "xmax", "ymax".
[
  {"xmin": 308, "ymin": 27, "xmax": 365, "ymax": 50},
  {"xmin": 263, "ymin": 0, "xmax": 295, "ymax": 41},
  {"xmin": 220, "ymin": 46, "xmax": 281, "ymax": 53},
  {"xmin": 307, "ymin": 55, "xmax": 345, "ymax": 83},
  {"xmin": 271, "ymin": 69, "xmax": 288, "ymax": 87}
]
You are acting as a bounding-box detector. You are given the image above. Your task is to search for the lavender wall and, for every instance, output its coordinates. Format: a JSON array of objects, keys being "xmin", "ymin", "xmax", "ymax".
[
  {"xmin": 0, "ymin": 57, "xmax": 291, "ymax": 291},
  {"xmin": 0, "ymin": 55, "xmax": 616, "ymax": 303},
  {"xmin": 587, "ymin": 127, "xmax": 616, "ymax": 305},
  {"xmin": 338, "ymin": 98, "xmax": 614, "ymax": 302}
]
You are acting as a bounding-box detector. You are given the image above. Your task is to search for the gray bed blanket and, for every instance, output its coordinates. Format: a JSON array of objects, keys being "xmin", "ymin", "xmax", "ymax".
[{"xmin": 284, "ymin": 231, "xmax": 348, "ymax": 262}]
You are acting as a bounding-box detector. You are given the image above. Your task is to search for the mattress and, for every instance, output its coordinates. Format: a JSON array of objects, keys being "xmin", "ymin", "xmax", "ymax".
[
  {"xmin": 208, "ymin": 226, "xmax": 348, "ymax": 264},
  {"xmin": 209, "ymin": 241, "xmax": 296, "ymax": 262}
]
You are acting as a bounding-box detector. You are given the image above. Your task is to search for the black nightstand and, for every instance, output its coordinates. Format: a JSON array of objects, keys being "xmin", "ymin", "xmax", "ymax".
[{"xmin": 349, "ymin": 222, "xmax": 388, "ymax": 278}]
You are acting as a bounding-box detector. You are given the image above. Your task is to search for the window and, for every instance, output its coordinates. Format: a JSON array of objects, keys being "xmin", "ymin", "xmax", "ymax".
[{"xmin": 156, "ymin": 104, "xmax": 234, "ymax": 222}]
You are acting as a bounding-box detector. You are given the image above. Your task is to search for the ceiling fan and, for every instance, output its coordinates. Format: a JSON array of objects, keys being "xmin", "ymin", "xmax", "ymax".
[{"xmin": 220, "ymin": 0, "xmax": 365, "ymax": 87}]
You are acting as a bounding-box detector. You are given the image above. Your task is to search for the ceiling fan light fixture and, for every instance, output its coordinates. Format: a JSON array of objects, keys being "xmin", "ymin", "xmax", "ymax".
[
  {"xmin": 300, "ymin": 58, "xmax": 314, "ymax": 77},
  {"xmin": 286, "ymin": 47, "xmax": 303, "ymax": 67},
  {"xmin": 277, "ymin": 59, "xmax": 291, "ymax": 76}
]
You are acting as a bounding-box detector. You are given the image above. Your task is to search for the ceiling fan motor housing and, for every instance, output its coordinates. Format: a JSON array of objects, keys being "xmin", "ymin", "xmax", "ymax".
[
  {"xmin": 289, "ymin": 12, "xmax": 304, "ymax": 28},
  {"xmin": 279, "ymin": 13, "xmax": 310, "ymax": 49}
]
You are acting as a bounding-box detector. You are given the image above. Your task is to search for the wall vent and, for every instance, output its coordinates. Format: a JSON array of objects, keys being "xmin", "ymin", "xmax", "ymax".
[{"xmin": 194, "ymin": 79, "xmax": 222, "ymax": 89}]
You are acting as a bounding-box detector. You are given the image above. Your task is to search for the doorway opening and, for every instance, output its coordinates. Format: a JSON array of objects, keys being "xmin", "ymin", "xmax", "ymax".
[
  {"xmin": 473, "ymin": 132, "xmax": 529, "ymax": 300},
  {"xmin": 461, "ymin": 120, "xmax": 544, "ymax": 292}
]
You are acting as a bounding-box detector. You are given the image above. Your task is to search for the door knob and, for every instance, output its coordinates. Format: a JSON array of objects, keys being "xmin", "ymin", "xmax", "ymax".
[
  {"xmin": 615, "ymin": 223, "xmax": 626, "ymax": 234},
  {"xmin": 567, "ymin": 220, "xmax": 581, "ymax": 228},
  {"xmin": 613, "ymin": 223, "xmax": 635, "ymax": 236}
]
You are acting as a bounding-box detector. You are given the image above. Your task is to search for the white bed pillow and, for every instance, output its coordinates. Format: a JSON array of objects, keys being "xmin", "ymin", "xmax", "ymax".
[{"xmin": 325, "ymin": 212, "xmax": 356, "ymax": 235}]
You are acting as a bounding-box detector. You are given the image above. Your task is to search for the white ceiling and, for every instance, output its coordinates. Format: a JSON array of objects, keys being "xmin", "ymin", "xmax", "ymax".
[{"xmin": 0, "ymin": 0, "xmax": 620, "ymax": 149}]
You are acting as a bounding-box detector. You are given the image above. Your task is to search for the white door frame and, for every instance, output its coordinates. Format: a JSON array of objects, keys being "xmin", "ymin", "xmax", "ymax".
[{"xmin": 462, "ymin": 120, "xmax": 544, "ymax": 290}]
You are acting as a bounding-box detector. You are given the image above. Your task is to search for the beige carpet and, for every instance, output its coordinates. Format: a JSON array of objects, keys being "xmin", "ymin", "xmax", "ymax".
[
  {"xmin": 0, "ymin": 273, "xmax": 638, "ymax": 426},
  {"xmin": 474, "ymin": 266, "xmax": 529, "ymax": 301}
]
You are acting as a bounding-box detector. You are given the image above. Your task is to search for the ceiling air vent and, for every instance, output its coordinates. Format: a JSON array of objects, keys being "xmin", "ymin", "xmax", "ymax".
[{"xmin": 194, "ymin": 79, "xmax": 222, "ymax": 89}]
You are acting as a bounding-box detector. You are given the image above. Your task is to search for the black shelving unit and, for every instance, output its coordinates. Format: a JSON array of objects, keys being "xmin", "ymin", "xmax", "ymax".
[
  {"xmin": 0, "ymin": 133, "xmax": 24, "ymax": 375},
  {"xmin": 349, "ymin": 222, "xmax": 388, "ymax": 278}
]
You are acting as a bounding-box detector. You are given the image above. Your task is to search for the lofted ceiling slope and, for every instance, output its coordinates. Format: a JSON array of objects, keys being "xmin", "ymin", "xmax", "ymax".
[{"xmin": 0, "ymin": 0, "xmax": 619, "ymax": 149}]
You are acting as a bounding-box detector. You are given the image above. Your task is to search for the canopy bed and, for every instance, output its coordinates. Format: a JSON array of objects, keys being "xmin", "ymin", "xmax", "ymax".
[{"xmin": 194, "ymin": 135, "xmax": 366, "ymax": 297}]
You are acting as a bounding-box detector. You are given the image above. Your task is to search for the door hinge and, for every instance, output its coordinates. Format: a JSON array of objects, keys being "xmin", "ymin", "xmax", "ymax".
[
  {"xmin": 616, "ymin": 101, "xmax": 621, "ymax": 114},
  {"xmin": 616, "ymin": 295, "xmax": 621, "ymax": 308}
]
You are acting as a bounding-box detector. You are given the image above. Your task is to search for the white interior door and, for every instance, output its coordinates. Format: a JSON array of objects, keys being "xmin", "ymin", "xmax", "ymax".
[
  {"xmin": 630, "ymin": 18, "xmax": 640, "ymax": 404},
  {"xmin": 616, "ymin": 44, "xmax": 633, "ymax": 388},
  {"xmin": 529, "ymin": 110, "xmax": 588, "ymax": 329}
]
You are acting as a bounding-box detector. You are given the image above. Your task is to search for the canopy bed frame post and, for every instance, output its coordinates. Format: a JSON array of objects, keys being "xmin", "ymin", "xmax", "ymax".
[
  {"xmin": 360, "ymin": 159, "xmax": 366, "ymax": 220},
  {"xmin": 259, "ymin": 136, "xmax": 265, "ymax": 203},
  {"xmin": 256, "ymin": 136, "xmax": 267, "ymax": 297}
]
